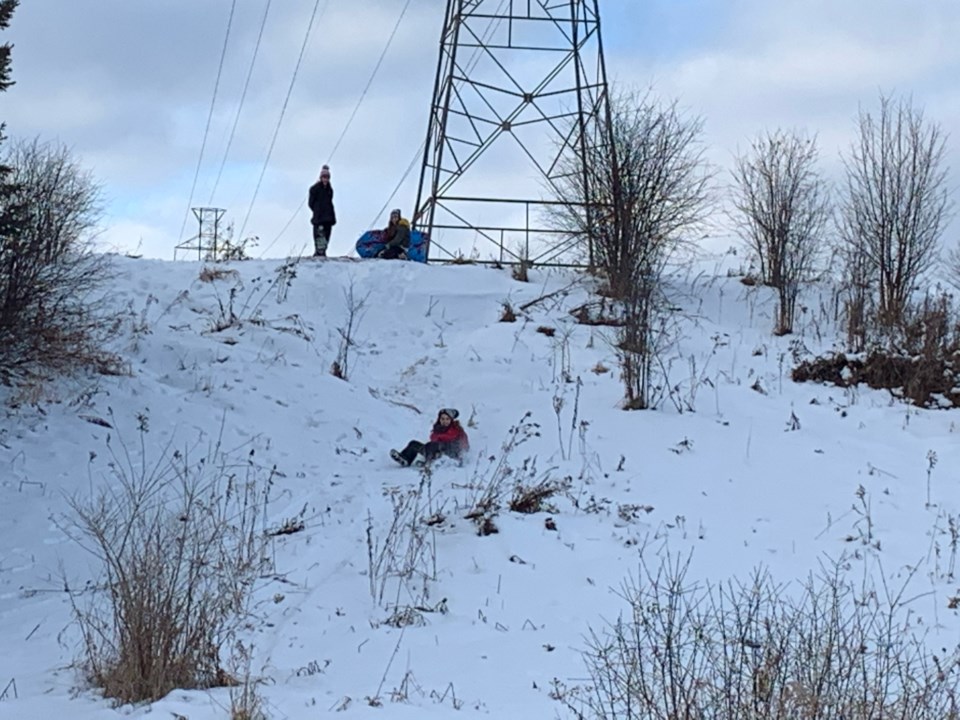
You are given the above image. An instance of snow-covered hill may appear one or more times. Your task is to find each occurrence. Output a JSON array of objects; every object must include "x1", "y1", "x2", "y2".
[{"x1": 2, "y1": 254, "x2": 959, "y2": 718}]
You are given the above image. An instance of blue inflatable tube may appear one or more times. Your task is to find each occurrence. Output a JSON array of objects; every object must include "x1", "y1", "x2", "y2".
[{"x1": 355, "y1": 229, "x2": 428, "y2": 262}]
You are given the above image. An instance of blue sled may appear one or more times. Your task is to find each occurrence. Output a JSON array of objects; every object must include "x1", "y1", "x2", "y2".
[{"x1": 355, "y1": 229, "x2": 429, "y2": 263}]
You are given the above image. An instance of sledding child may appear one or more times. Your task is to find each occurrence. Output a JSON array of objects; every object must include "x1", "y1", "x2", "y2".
[{"x1": 391, "y1": 408, "x2": 469, "y2": 466}]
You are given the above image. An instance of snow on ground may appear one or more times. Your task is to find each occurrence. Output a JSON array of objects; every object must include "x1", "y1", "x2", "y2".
[{"x1": 2, "y1": 252, "x2": 960, "y2": 718}]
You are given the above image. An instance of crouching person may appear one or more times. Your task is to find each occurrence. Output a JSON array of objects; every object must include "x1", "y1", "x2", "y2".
[
  {"x1": 377, "y1": 208, "x2": 411, "y2": 259},
  {"x1": 391, "y1": 408, "x2": 469, "y2": 466}
]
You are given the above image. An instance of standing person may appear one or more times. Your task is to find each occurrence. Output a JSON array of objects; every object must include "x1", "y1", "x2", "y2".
[
  {"x1": 390, "y1": 408, "x2": 469, "y2": 466},
  {"x1": 308, "y1": 164, "x2": 336, "y2": 257},
  {"x1": 377, "y1": 208, "x2": 410, "y2": 259}
]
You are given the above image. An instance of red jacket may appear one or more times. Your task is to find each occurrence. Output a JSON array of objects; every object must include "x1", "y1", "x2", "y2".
[{"x1": 430, "y1": 420, "x2": 469, "y2": 451}]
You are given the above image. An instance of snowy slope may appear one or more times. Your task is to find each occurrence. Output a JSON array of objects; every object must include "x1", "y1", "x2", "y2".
[{"x1": 2, "y1": 253, "x2": 960, "y2": 718}]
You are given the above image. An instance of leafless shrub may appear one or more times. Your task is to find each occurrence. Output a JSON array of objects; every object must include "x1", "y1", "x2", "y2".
[
  {"x1": 61, "y1": 414, "x2": 274, "y2": 704},
  {"x1": 617, "y1": 286, "x2": 689, "y2": 411},
  {"x1": 730, "y1": 129, "x2": 831, "y2": 334},
  {"x1": 366, "y1": 468, "x2": 443, "y2": 616},
  {"x1": 205, "y1": 258, "x2": 300, "y2": 334},
  {"x1": 794, "y1": 291, "x2": 960, "y2": 407},
  {"x1": 512, "y1": 259, "x2": 530, "y2": 283},
  {"x1": 570, "y1": 300, "x2": 624, "y2": 327},
  {"x1": 562, "y1": 552, "x2": 960, "y2": 719},
  {"x1": 228, "y1": 641, "x2": 267, "y2": 720},
  {"x1": 199, "y1": 265, "x2": 240, "y2": 283},
  {"x1": 332, "y1": 277, "x2": 370, "y2": 381},
  {"x1": 839, "y1": 93, "x2": 953, "y2": 331},
  {"x1": 207, "y1": 231, "x2": 258, "y2": 263},
  {"x1": 499, "y1": 300, "x2": 518, "y2": 322},
  {"x1": 447, "y1": 249, "x2": 478, "y2": 265},
  {"x1": 0, "y1": 138, "x2": 121, "y2": 382},
  {"x1": 509, "y1": 474, "x2": 570, "y2": 514},
  {"x1": 266, "y1": 505, "x2": 307, "y2": 537},
  {"x1": 460, "y1": 412, "x2": 541, "y2": 534},
  {"x1": 548, "y1": 88, "x2": 712, "y2": 408}
]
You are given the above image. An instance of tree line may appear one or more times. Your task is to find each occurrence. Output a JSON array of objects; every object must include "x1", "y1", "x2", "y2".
[{"x1": 550, "y1": 88, "x2": 954, "y2": 409}]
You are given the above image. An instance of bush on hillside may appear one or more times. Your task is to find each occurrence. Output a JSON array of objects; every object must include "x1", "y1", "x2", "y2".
[
  {"x1": 794, "y1": 293, "x2": 960, "y2": 408},
  {"x1": 558, "y1": 553, "x2": 960, "y2": 719},
  {"x1": 0, "y1": 138, "x2": 120, "y2": 385},
  {"x1": 62, "y1": 419, "x2": 275, "y2": 704}
]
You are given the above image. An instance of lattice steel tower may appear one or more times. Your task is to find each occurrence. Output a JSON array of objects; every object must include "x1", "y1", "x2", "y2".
[{"x1": 413, "y1": 0, "x2": 614, "y2": 266}]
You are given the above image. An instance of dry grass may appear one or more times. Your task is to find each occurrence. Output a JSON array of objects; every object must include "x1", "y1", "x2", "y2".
[
  {"x1": 559, "y1": 553, "x2": 960, "y2": 719},
  {"x1": 63, "y1": 420, "x2": 274, "y2": 704},
  {"x1": 509, "y1": 476, "x2": 567, "y2": 514}
]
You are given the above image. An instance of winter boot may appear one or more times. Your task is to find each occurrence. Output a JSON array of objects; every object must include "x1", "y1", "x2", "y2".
[
  {"x1": 313, "y1": 247, "x2": 326, "y2": 258},
  {"x1": 390, "y1": 449, "x2": 409, "y2": 467},
  {"x1": 413, "y1": 451, "x2": 427, "y2": 467}
]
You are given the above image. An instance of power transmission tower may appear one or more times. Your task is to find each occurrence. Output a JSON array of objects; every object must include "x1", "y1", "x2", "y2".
[
  {"x1": 174, "y1": 207, "x2": 226, "y2": 261},
  {"x1": 413, "y1": 0, "x2": 614, "y2": 267}
]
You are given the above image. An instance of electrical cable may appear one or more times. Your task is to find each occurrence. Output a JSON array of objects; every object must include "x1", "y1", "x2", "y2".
[
  {"x1": 262, "y1": 0, "x2": 506, "y2": 257},
  {"x1": 367, "y1": 138, "x2": 426, "y2": 228},
  {"x1": 238, "y1": 0, "x2": 329, "y2": 241},
  {"x1": 257, "y1": 0, "x2": 413, "y2": 257},
  {"x1": 207, "y1": 0, "x2": 273, "y2": 205},
  {"x1": 177, "y1": 0, "x2": 237, "y2": 242},
  {"x1": 368, "y1": 1, "x2": 508, "y2": 230},
  {"x1": 327, "y1": 0, "x2": 413, "y2": 162}
]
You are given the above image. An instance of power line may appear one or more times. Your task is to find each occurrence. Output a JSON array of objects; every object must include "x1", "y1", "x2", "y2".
[
  {"x1": 208, "y1": 0, "x2": 273, "y2": 205},
  {"x1": 327, "y1": 0, "x2": 413, "y2": 161},
  {"x1": 178, "y1": 0, "x2": 237, "y2": 242},
  {"x1": 258, "y1": 0, "x2": 414, "y2": 257},
  {"x1": 238, "y1": 0, "x2": 329, "y2": 241},
  {"x1": 369, "y1": 140, "x2": 426, "y2": 228},
  {"x1": 260, "y1": 0, "x2": 507, "y2": 258},
  {"x1": 368, "y1": 1, "x2": 507, "y2": 229},
  {"x1": 365, "y1": 5, "x2": 507, "y2": 233}
]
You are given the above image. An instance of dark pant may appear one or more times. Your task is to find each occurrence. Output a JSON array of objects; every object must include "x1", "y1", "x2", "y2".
[
  {"x1": 398, "y1": 439, "x2": 460, "y2": 464},
  {"x1": 378, "y1": 244, "x2": 407, "y2": 260},
  {"x1": 313, "y1": 223, "x2": 332, "y2": 253}
]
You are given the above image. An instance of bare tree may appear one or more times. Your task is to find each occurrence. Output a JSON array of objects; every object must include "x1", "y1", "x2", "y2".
[
  {"x1": 550, "y1": 89, "x2": 713, "y2": 408},
  {"x1": 839, "y1": 94, "x2": 953, "y2": 330},
  {"x1": 731, "y1": 129, "x2": 831, "y2": 334},
  {"x1": 552, "y1": 89, "x2": 712, "y2": 298},
  {"x1": 0, "y1": 137, "x2": 114, "y2": 378}
]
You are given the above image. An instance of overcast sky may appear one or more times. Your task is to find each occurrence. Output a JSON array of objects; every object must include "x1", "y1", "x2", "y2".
[{"x1": 4, "y1": 0, "x2": 960, "y2": 260}]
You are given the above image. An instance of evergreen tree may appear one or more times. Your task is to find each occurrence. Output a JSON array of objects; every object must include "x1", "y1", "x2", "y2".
[{"x1": 1, "y1": 0, "x2": 20, "y2": 240}]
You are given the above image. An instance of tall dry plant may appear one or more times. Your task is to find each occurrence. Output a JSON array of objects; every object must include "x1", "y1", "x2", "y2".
[
  {"x1": 62, "y1": 416, "x2": 275, "y2": 704},
  {"x1": 561, "y1": 553, "x2": 960, "y2": 719}
]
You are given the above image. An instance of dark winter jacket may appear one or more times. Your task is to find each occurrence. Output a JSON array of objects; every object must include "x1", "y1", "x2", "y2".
[
  {"x1": 308, "y1": 181, "x2": 336, "y2": 226},
  {"x1": 382, "y1": 217, "x2": 411, "y2": 248},
  {"x1": 430, "y1": 417, "x2": 469, "y2": 452}
]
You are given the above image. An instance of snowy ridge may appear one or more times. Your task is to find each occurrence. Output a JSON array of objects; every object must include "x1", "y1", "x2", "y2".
[{"x1": 1, "y1": 254, "x2": 959, "y2": 718}]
